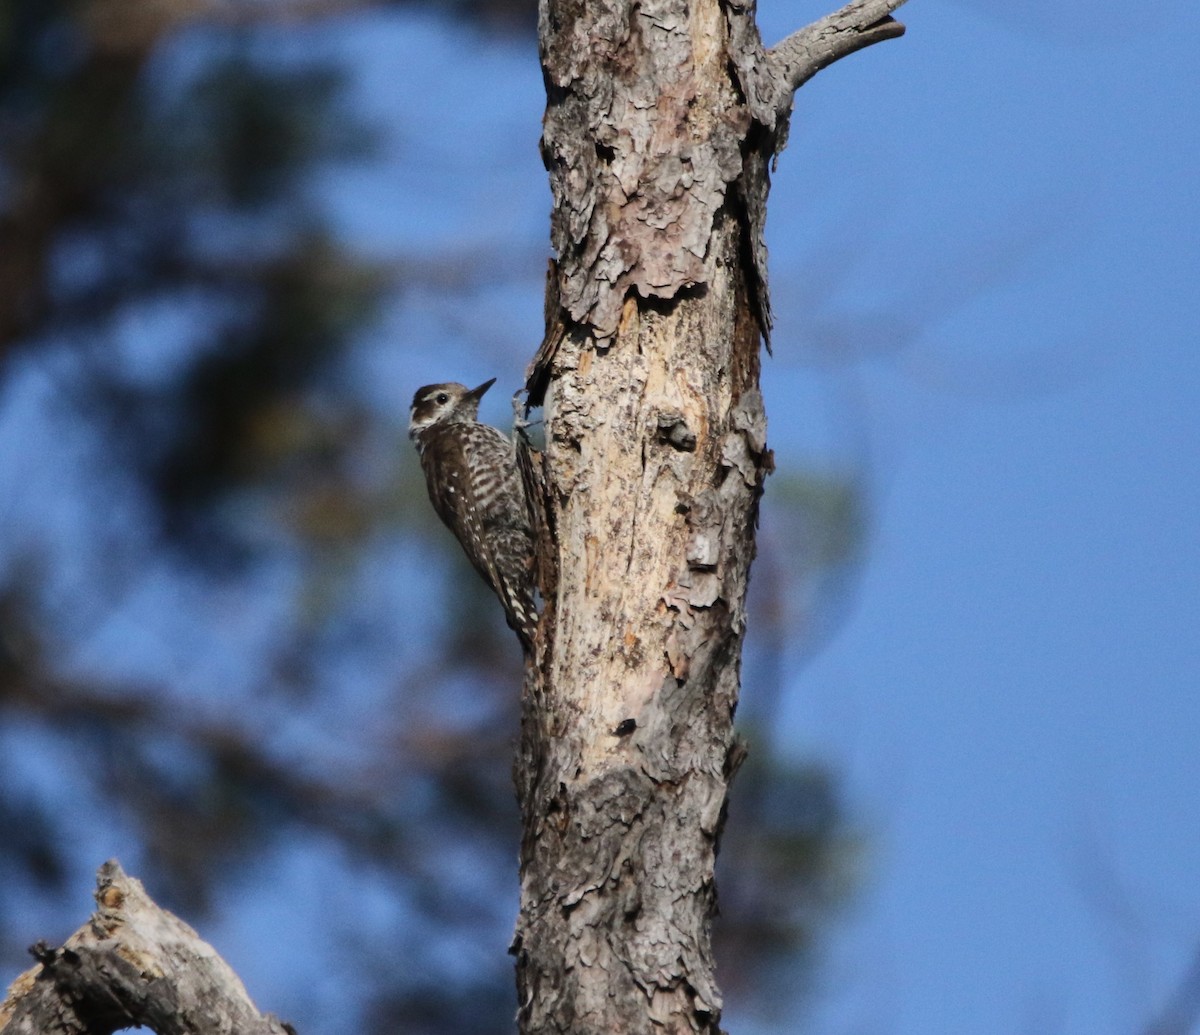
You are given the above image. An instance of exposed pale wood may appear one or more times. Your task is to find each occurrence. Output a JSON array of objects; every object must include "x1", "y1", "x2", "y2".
[
  {"x1": 0, "y1": 0, "x2": 910, "y2": 1030},
  {"x1": 0, "y1": 861, "x2": 293, "y2": 1035},
  {"x1": 515, "y1": 0, "x2": 907, "y2": 1032},
  {"x1": 768, "y1": 0, "x2": 908, "y2": 95}
]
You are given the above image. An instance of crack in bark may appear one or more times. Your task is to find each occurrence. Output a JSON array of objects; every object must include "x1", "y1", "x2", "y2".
[
  {"x1": 516, "y1": 1, "x2": 905, "y2": 1031},
  {"x1": 0, "y1": 862, "x2": 293, "y2": 1035}
]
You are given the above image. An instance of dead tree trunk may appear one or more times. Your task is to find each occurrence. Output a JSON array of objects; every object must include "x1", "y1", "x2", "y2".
[
  {"x1": 0, "y1": 862, "x2": 292, "y2": 1035},
  {"x1": 511, "y1": 1, "x2": 908, "y2": 1033}
]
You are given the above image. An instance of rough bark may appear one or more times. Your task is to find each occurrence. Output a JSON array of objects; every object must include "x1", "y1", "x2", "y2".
[
  {"x1": 513, "y1": 1, "x2": 906, "y2": 1033},
  {"x1": 0, "y1": 861, "x2": 293, "y2": 1035},
  {"x1": 0, "y1": 2, "x2": 906, "y2": 1030}
]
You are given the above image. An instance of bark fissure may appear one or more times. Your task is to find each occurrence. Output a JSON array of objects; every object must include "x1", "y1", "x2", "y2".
[
  {"x1": 0, "y1": 1, "x2": 912, "y2": 1032},
  {"x1": 518, "y1": 0, "x2": 905, "y2": 1031},
  {"x1": 0, "y1": 862, "x2": 293, "y2": 1035}
]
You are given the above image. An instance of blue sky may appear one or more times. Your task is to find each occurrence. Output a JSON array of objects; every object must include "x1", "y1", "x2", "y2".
[
  {"x1": 754, "y1": 2, "x2": 1200, "y2": 1032},
  {"x1": 6, "y1": 1, "x2": 1194, "y2": 1031},
  {"x1": 315, "y1": 2, "x2": 1200, "y2": 1030}
]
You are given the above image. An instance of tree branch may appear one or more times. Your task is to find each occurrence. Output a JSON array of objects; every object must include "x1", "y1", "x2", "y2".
[
  {"x1": 768, "y1": 0, "x2": 909, "y2": 97},
  {"x1": 0, "y1": 861, "x2": 293, "y2": 1035}
]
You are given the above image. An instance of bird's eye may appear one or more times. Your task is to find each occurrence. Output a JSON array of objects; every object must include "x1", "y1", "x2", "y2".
[{"x1": 435, "y1": 393, "x2": 449, "y2": 405}]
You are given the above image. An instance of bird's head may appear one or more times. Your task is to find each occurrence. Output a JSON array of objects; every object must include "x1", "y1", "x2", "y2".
[{"x1": 408, "y1": 379, "x2": 496, "y2": 440}]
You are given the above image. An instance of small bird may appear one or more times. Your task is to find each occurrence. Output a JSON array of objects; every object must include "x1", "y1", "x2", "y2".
[{"x1": 409, "y1": 379, "x2": 537, "y2": 651}]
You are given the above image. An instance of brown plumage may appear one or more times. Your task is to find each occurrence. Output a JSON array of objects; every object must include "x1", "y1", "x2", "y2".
[{"x1": 409, "y1": 379, "x2": 537, "y2": 651}]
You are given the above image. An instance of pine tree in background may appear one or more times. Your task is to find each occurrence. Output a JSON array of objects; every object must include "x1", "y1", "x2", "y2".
[{"x1": 0, "y1": 2, "x2": 867, "y2": 1031}]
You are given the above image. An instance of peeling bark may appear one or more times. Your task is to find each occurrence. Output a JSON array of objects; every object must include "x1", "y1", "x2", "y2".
[
  {"x1": 515, "y1": 1, "x2": 907, "y2": 1033},
  {"x1": 0, "y1": 861, "x2": 293, "y2": 1035},
  {"x1": 0, "y1": 2, "x2": 908, "y2": 1031}
]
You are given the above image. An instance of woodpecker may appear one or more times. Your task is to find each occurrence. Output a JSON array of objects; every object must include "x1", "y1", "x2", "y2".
[{"x1": 409, "y1": 379, "x2": 537, "y2": 651}]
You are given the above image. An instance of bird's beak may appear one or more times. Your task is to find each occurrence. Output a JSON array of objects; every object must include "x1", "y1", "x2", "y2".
[{"x1": 467, "y1": 378, "x2": 497, "y2": 401}]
